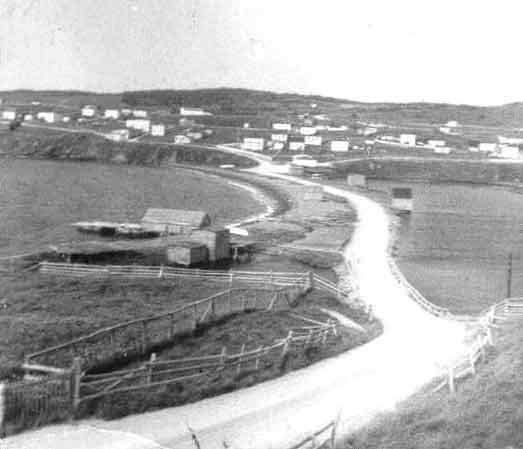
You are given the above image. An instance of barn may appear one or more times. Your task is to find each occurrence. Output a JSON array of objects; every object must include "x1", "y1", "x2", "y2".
[
  {"x1": 142, "y1": 209, "x2": 211, "y2": 235},
  {"x1": 191, "y1": 227, "x2": 231, "y2": 262}
]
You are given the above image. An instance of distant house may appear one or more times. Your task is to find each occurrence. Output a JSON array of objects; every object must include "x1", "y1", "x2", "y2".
[
  {"x1": 179, "y1": 107, "x2": 212, "y2": 116},
  {"x1": 81, "y1": 105, "x2": 97, "y2": 117},
  {"x1": 166, "y1": 241, "x2": 208, "y2": 266},
  {"x1": 495, "y1": 146, "x2": 520, "y2": 159},
  {"x1": 242, "y1": 137, "x2": 265, "y2": 151},
  {"x1": 271, "y1": 133, "x2": 288, "y2": 142},
  {"x1": 132, "y1": 110, "x2": 148, "y2": 118},
  {"x1": 330, "y1": 140, "x2": 350, "y2": 152},
  {"x1": 399, "y1": 134, "x2": 416, "y2": 146},
  {"x1": 126, "y1": 119, "x2": 150, "y2": 133},
  {"x1": 37, "y1": 111, "x2": 62, "y2": 123},
  {"x1": 304, "y1": 135, "x2": 322, "y2": 146},
  {"x1": 427, "y1": 139, "x2": 446, "y2": 148},
  {"x1": 273, "y1": 142, "x2": 285, "y2": 151},
  {"x1": 289, "y1": 140, "x2": 306, "y2": 152},
  {"x1": 272, "y1": 123, "x2": 292, "y2": 131},
  {"x1": 104, "y1": 109, "x2": 120, "y2": 119},
  {"x1": 299, "y1": 126, "x2": 317, "y2": 136},
  {"x1": 347, "y1": 173, "x2": 366, "y2": 187},
  {"x1": 187, "y1": 131, "x2": 203, "y2": 141},
  {"x1": 142, "y1": 208, "x2": 211, "y2": 235},
  {"x1": 23, "y1": 114, "x2": 34, "y2": 121},
  {"x1": 479, "y1": 142, "x2": 497, "y2": 153},
  {"x1": 108, "y1": 129, "x2": 130, "y2": 142},
  {"x1": 1, "y1": 110, "x2": 16, "y2": 121},
  {"x1": 498, "y1": 135, "x2": 523, "y2": 145},
  {"x1": 151, "y1": 124, "x2": 166, "y2": 137},
  {"x1": 174, "y1": 135, "x2": 191, "y2": 144},
  {"x1": 191, "y1": 227, "x2": 231, "y2": 262},
  {"x1": 445, "y1": 120, "x2": 459, "y2": 128},
  {"x1": 313, "y1": 114, "x2": 330, "y2": 121}
]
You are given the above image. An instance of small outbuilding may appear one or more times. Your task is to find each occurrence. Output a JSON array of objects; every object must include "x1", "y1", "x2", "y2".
[
  {"x1": 347, "y1": 173, "x2": 366, "y2": 187},
  {"x1": 191, "y1": 227, "x2": 231, "y2": 262},
  {"x1": 166, "y1": 241, "x2": 208, "y2": 266},
  {"x1": 142, "y1": 208, "x2": 211, "y2": 235}
]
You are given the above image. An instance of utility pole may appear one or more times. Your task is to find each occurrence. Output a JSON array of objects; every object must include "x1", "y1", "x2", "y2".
[{"x1": 506, "y1": 252, "x2": 513, "y2": 299}]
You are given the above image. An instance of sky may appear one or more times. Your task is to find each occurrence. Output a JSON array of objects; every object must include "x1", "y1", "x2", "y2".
[{"x1": 1, "y1": 0, "x2": 523, "y2": 105}]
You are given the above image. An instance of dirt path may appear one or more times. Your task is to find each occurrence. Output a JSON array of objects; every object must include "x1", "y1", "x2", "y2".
[{"x1": 5, "y1": 157, "x2": 470, "y2": 449}]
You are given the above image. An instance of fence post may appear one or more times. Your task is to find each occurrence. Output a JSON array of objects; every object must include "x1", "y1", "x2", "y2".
[
  {"x1": 281, "y1": 330, "x2": 292, "y2": 359},
  {"x1": 169, "y1": 313, "x2": 176, "y2": 340},
  {"x1": 237, "y1": 344, "x2": 246, "y2": 376},
  {"x1": 255, "y1": 346, "x2": 262, "y2": 370},
  {"x1": 141, "y1": 320, "x2": 148, "y2": 355},
  {"x1": 329, "y1": 319, "x2": 338, "y2": 337},
  {"x1": 307, "y1": 271, "x2": 314, "y2": 291},
  {"x1": 146, "y1": 353, "x2": 156, "y2": 384},
  {"x1": 306, "y1": 329, "x2": 313, "y2": 347},
  {"x1": 211, "y1": 298, "x2": 215, "y2": 318},
  {"x1": 158, "y1": 265, "x2": 164, "y2": 279},
  {"x1": 322, "y1": 327, "x2": 328, "y2": 346},
  {"x1": 447, "y1": 365, "x2": 455, "y2": 395},
  {"x1": 71, "y1": 357, "x2": 82, "y2": 418},
  {"x1": 330, "y1": 413, "x2": 342, "y2": 449},
  {"x1": 220, "y1": 346, "x2": 227, "y2": 369}
]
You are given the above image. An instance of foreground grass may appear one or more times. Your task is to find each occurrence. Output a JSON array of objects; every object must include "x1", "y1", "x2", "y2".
[{"x1": 344, "y1": 320, "x2": 523, "y2": 449}]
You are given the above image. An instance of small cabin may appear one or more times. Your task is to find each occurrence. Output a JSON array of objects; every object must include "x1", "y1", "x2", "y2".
[
  {"x1": 142, "y1": 209, "x2": 211, "y2": 235},
  {"x1": 190, "y1": 227, "x2": 231, "y2": 262},
  {"x1": 391, "y1": 187, "x2": 413, "y2": 213},
  {"x1": 166, "y1": 241, "x2": 208, "y2": 266}
]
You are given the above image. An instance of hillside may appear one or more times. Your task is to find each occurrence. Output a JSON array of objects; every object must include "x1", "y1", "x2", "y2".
[{"x1": 344, "y1": 320, "x2": 523, "y2": 449}]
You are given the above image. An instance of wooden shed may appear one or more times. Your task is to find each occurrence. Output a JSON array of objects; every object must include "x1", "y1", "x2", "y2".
[
  {"x1": 191, "y1": 227, "x2": 231, "y2": 262},
  {"x1": 142, "y1": 208, "x2": 211, "y2": 235},
  {"x1": 166, "y1": 241, "x2": 208, "y2": 266},
  {"x1": 347, "y1": 173, "x2": 366, "y2": 187}
]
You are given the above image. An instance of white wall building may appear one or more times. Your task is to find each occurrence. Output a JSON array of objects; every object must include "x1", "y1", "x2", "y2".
[
  {"x1": 23, "y1": 114, "x2": 34, "y2": 121},
  {"x1": 399, "y1": 134, "x2": 416, "y2": 146},
  {"x1": 1, "y1": 110, "x2": 16, "y2": 120},
  {"x1": 187, "y1": 131, "x2": 203, "y2": 140},
  {"x1": 304, "y1": 135, "x2": 322, "y2": 146},
  {"x1": 498, "y1": 135, "x2": 523, "y2": 145},
  {"x1": 241, "y1": 137, "x2": 265, "y2": 151},
  {"x1": 299, "y1": 126, "x2": 317, "y2": 136},
  {"x1": 495, "y1": 146, "x2": 520, "y2": 159},
  {"x1": 479, "y1": 142, "x2": 497, "y2": 153},
  {"x1": 179, "y1": 107, "x2": 211, "y2": 116},
  {"x1": 330, "y1": 140, "x2": 350, "y2": 152},
  {"x1": 434, "y1": 147, "x2": 451, "y2": 154},
  {"x1": 272, "y1": 123, "x2": 292, "y2": 131},
  {"x1": 151, "y1": 124, "x2": 166, "y2": 137},
  {"x1": 271, "y1": 133, "x2": 288, "y2": 142},
  {"x1": 81, "y1": 105, "x2": 97, "y2": 117},
  {"x1": 289, "y1": 141, "x2": 306, "y2": 151},
  {"x1": 132, "y1": 110, "x2": 148, "y2": 118},
  {"x1": 427, "y1": 139, "x2": 446, "y2": 148},
  {"x1": 37, "y1": 112, "x2": 62, "y2": 123},
  {"x1": 126, "y1": 119, "x2": 151, "y2": 133},
  {"x1": 273, "y1": 142, "x2": 285, "y2": 151},
  {"x1": 104, "y1": 109, "x2": 120, "y2": 119},
  {"x1": 108, "y1": 129, "x2": 130, "y2": 142},
  {"x1": 174, "y1": 135, "x2": 191, "y2": 144}
]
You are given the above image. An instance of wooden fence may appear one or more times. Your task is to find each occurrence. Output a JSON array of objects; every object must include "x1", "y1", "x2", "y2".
[
  {"x1": 434, "y1": 297, "x2": 523, "y2": 394},
  {"x1": 287, "y1": 419, "x2": 339, "y2": 449},
  {"x1": 38, "y1": 262, "x2": 311, "y2": 288},
  {"x1": 24, "y1": 285, "x2": 303, "y2": 371}
]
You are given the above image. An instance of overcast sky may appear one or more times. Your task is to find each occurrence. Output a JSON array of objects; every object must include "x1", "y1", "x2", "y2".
[{"x1": 1, "y1": 0, "x2": 522, "y2": 105}]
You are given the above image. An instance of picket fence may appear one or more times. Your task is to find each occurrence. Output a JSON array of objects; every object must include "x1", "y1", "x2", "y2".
[{"x1": 434, "y1": 297, "x2": 523, "y2": 394}]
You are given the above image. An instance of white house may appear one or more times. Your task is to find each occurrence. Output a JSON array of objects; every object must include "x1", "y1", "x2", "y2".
[
  {"x1": 330, "y1": 140, "x2": 350, "y2": 152},
  {"x1": 272, "y1": 123, "x2": 292, "y2": 131},
  {"x1": 1, "y1": 110, "x2": 16, "y2": 120},
  {"x1": 126, "y1": 119, "x2": 151, "y2": 133},
  {"x1": 62, "y1": 116, "x2": 71, "y2": 123},
  {"x1": 174, "y1": 135, "x2": 191, "y2": 144},
  {"x1": 187, "y1": 131, "x2": 203, "y2": 141},
  {"x1": 495, "y1": 146, "x2": 520, "y2": 159},
  {"x1": 289, "y1": 141, "x2": 306, "y2": 151},
  {"x1": 104, "y1": 109, "x2": 120, "y2": 119},
  {"x1": 299, "y1": 126, "x2": 317, "y2": 136},
  {"x1": 23, "y1": 114, "x2": 34, "y2": 121},
  {"x1": 151, "y1": 124, "x2": 166, "y2": 137},
  {"x1": 399, "y1": 134, "x2": 416, "y2": 146},
  {"x1": 271, "y1": 133, "x2": 288, "y2": 142},
  {"x1": 179, "y1": 107, "x2": 211, "y2": 116},
  {"x1": 108, "y1": 129, "x2": 130, "y2": 142},
  {"x1": 498, "y1": 136, "x2": 523, "y2": 145},
  {"x1": 434, "y1": 147, "x2": 451, "y2": 154},
  {"x1": 273, "y1": 142, "x2": 285, "y2": 151},
  {"x1": 304, "y1": 135, "x2": 322, "y2": 146},
  {"x1": 81, "y1": 105, "x2": 97, "y2": 117},
  {"x1": 132, "y1": 110, "x2": 148, "y2": 118},
  {"x1": 479, "y1": 143, "x2": 497, "y2": 153},
  {"x1": 37, "y1": 112, "x2": 62, "y2": 123},
  {"x1": 439, "y1": 126, "x2": 460, "y2": 136},
  {"x1": 327, "y1": 125, "x2": 348, "y2": 131},
  {"x1": 445, "y1": 120, "x2": 459, "y2": 128},
  {"x1": 242, "y1": 137, "x2": 265, "y2": 151}
]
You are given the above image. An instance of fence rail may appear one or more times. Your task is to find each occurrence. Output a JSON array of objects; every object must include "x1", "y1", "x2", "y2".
[{"x1": 38, "y1": 262, "x2": 311, "y2": 287}]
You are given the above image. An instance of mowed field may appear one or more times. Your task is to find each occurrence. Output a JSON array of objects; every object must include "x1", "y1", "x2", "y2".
[{"x1": 0, "y1": 158, "x2": 264, "y2": 257}]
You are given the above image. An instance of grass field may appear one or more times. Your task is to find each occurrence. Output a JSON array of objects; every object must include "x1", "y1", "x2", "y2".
[{"x1": 344, "y1": 320, "x2": 523, "y2": 449}]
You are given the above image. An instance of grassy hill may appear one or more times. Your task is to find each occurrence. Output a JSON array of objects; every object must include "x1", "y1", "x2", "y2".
[{"x1": 344, "y1": 320, "x2": 523, "y2": 449}]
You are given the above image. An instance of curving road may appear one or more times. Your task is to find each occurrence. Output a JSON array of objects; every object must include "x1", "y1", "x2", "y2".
[{"x1": 4, "y1": 148, "x2": 469, "y2": 449}]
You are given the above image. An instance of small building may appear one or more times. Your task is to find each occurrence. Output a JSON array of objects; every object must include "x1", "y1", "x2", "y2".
[
  {"x1": 121, "y1": 108, "x2": 133, "y2": 117},
  {"x1": 1, "y1": 110, "x2": 16, "y2": 121},
  {"x1": 174, "y1": 135, "x2": 191, "y2": 144},
  {"x1": 496, "y1": 146, "x2": 520, "y2": 159},
  {"x1": 23, "y1": 114, "x2": 34, "y2": 121},
  {"x1": 151, "y1": 124, "x2": 166, "y2": 137},
  {"x1": 142, "y1": 208, "x2": 211, "y2": 235},
  {"x1": 273, "y1": 142, "x2": 285, "y2": 151},
  {"x1": 391, "y1": 188, "x2": 413, "y2": 213},
  {"x1": 299, "y1": 126, "x2": 317, "y2": 136},
  {"x1": 187, "y1": 131, "x2": 203, "y2": 140},
  {"x1": 427, "y1": 139, "x2": 445, "y2": 148},
  {"x1": 299, "y1": 185, "x2": 324, "y2": 201},
  {"x1": 166, "y1": 241, "x2": 208, "y2": 266},
  {"x1": 191, "y1": 227, "x2": 231, "y2": 262},
  {"x1": 179, "y1": 118, "x2": 196, "y2": 127},
  {"x1": 304, "y1": 135, "x2": 322, "y2": 146},
  {"x1": 289, "y1": 140, "x2": 306, "y2": 152},
  {"x1": 445, "y1": 120, "x2": 459, "y2": 128},
  {"x1": 434, "y1": 147, "x2": 451, "y2": 155},
  {"x1": 242, "y1": 137, "x2": 265, "y2": 151},
  {"x1": 271, "y1": 133, "x2": 288, "y2": 142},
  {"x1": 37, "y1": 111, "x2": 62, "y2": 123},
  {"x1": 126, "y1": 119, "x2": 150, "y2": 133},
  {"x1": 81, "y1": 105, "x2": 97, "y2": 117},
  {"x1": 347, "y1": 173, "x2": 366, "y2": 187},
  {"x1": 180, "y1": 107, "x2": 212, "y2": 116},
  {"x1": 399, "y1": 134, "x2": 416, "y2": 146},
  {"x1": 479, "y1": 142, "x2": 497, "y2": 153},
  {"x1": 108, "y1": 129, "x2": 130, "y2": 142},
  {"x1": 104, "y1": 109, "x2": 120, "y2": 119},
  {"x1": 272, "y1": 123, "x2": 292, "y2": 131},
  {"x1": 313, "y1": 114, "x2": 330, "y2": 121},
  {"x1": 62, "y1": 116, "x2": 71, "y2": 123},
  {"x1": 498, "y1": 135, "x2": 523, "y2": 145},
  {"x1": 132, "y1": 110, "x2": 148, "y2": 118},
  {"x1": 326, "y1": 125, "x2": 348, "y2": 131},
  {"x1": 330, "y1": 140, "x2": 350, "y2": 152}
]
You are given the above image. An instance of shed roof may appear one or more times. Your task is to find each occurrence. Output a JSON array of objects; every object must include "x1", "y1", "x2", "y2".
[{"x1": 142, "y1": 208, "x2": 211, "y2": 228}]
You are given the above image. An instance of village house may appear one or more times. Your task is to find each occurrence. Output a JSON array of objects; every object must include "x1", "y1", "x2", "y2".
[
  {"x1": 399, "y1": 134, "x2": 416, "y2": 146},
  {"x1": 37, "y1": 111, "x2": 63, "y2": 123},
  {"x1": 108, "y1": 129, "x2": 130, "y2": 142},
  {"x1": 104, "y1": 109, "x2": 120, "y2": 119},
  {"x1": 132, "y1": 110, "x2": 148, "y2": 118},
  {"x1": 151, "y1": 124, "x2": 166, "y2": 137},
  {"x1": 174, "y1": 135, "x2": 191, "y2": 144},
  {"x1": 242, "y1": 137, "x2": 265, "y2": 151},
  {"x1": 299, "y1": 126, "x2": 317, "y2": 136},
  {"x1": 271, "y1": 133, "x2": 288, "y2": 142},
  {"x1": 187, "y1": 131, "x2": 203, "y2": 141},
  {"x1": 330, "y1": 140, "x2": 350, "y2": 152},
  {"x1": 81, "y1": 105, "x2": 97, "y2": 117},
  {"x1": 126, "y1": 119, "x2": 150, "y2": 133},
  {"x1": 289, "y1": 140, "x2": 306, "y2": 151},
  {"x1": 179, "y1": 107, "x2": 212, "y2": 116},
  {"x1": 272, "y1": 123, "x2": 292, "y2": 131},
  {"x1": 1, "y1": 110, "x2": 16, "y2": 121}
]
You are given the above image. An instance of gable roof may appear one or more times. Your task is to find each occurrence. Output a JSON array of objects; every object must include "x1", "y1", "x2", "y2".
[{"x1": 142, "y1": 208, "x2": 211, "y2": 228}]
